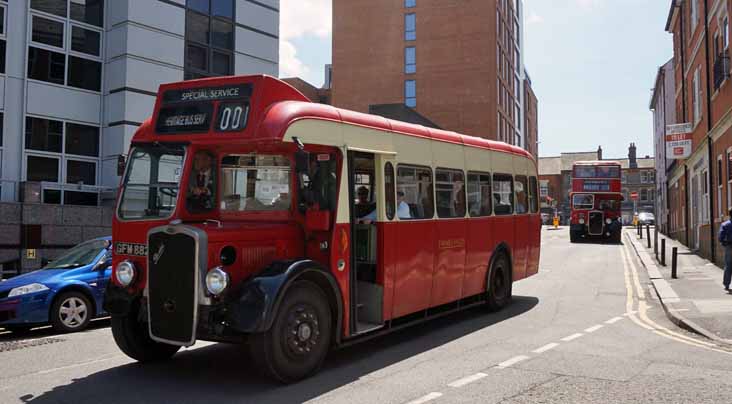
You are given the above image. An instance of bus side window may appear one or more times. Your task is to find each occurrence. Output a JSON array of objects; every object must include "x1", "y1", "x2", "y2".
[
  {"x1": 492, "y1": 174, "x2": 514, "y2": 215},
  {"x1": 435, "y1": 168, "x2": 466, "y2": 218},
  {"x1": 529, "y1": 176, "x2": 539, "y2": 213},
  {"x1": 515, "y1": 175, "x2": 528, "y2": 214},
  {"x1": 309, "y1": 154, "x2": 338, "y2": 211},
  {"x1": 467, "y1": 172, "x2": 492, "y2": 217},
  {"x1": 397, "y1": 165, "x2": 434, "y2": 220}
]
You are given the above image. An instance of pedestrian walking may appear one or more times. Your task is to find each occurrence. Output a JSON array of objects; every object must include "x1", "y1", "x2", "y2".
[{"x1": 718, "y1": 209, "x2": 732, "y2": 293}]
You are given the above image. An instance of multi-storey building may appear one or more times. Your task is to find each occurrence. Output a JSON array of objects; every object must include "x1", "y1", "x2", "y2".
[
  {"x1": 649, "y1": 58, "x2": 676, "y2": 233},
  {"x1": 0, "y1": 0, "x2": 279, "y2": 205},
  {"x1": 0, "y1": 0, "x2": 279, "y2": 275},
  {"x1": 665, "y1": 0, "x2": 732, "y2": 262},
  {"x1": 331, "y1": 0, "x2": 535, "y2": 152},
  {"x1": 617, "y1": 144, "x2": 656, "y2": 225}
]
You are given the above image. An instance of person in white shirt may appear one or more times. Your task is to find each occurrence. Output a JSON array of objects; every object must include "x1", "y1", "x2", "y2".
[{"x1": 397, "y1": 191, "x2": 411, "y2": 219}]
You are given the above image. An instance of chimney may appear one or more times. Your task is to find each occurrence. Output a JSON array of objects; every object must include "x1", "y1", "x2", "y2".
[
  {"x1": 597, "y1": 146, "x2": 603, "y2": 161},
  {"x1": 629, "y1": 143, "x2": 638, "y2": 169}
]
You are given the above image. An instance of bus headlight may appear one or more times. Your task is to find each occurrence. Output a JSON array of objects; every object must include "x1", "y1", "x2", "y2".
[
  {"x1": 205, "y1": 267, "x2": 229, "y2": 296},
  {"x1": 115, "y1": 261, "x2": 136, "y2": 287},
  {"x1": 606, "y1": 218, "x2": 612, "y2": 225},
  {"x1": 579, "y1": 218, "x2": 585, "y2": 225}
]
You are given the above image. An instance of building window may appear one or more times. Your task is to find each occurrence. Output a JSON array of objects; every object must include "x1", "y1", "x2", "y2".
[
  {"x1": 405, "y1": 46, "x2": 416, "y2": 74},
  {"x1": 405, "y1": 0, "x2": 416, "y2": 8},
  {"x1": 405, "y1": 80, "x2": 416, "y2": 107},
  {"x1": 0, "y1": 3, "x2": 5, "y2": 75},
  {"x1": 25, "y1": 116, "x2": 100, "y2": 205},
  {"x1": 724, "y1": 16, "x2": 730, "y2": 50},
  {"x1": 405, "y1": 13, "x2": 416, "y2": 41},
  {"x1": 0, "y1": 112, "x2": 3, "y2": 147},
  {"x1": 641, "y1": 189, "x2": 648, "y2": 202},
  {"x1": 693, "y1": 67, "x2": 702, "y2": 124},
  {"x1": 27, "y1": 1, "x2": 104, "y2": 92},
  {"x1": 184, "y1": 0, "x2": 235, "y2": 79},
  {"x1": 691, "y1": 0, "x2": 698, "y2": 32},
  {"x1": 719, "y1": 155, "x2": 724, "y2": 218}
]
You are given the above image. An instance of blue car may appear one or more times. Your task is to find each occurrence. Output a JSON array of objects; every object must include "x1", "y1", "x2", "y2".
[{"x1": 0, "y1": 237, "x2": 112, "y2": 333}]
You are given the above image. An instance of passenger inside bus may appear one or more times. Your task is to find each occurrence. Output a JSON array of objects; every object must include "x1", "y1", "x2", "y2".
[
  {"x1": 187, "y1": 151, "x2": 215, "y2": 212},
  {"x1": 397, "y1": 191, "x2": 411, "y2": 219},
  {"x1": 356, "y1": 186, "x2": 376, "y2": 223}
]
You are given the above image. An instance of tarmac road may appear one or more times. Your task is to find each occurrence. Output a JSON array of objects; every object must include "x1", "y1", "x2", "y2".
[{"x1": 2, "y1": 227, "x2": 732, "y2": 403}]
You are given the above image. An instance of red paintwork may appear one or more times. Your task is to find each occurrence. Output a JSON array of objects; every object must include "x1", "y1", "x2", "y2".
[
  {"x1": 113, "y1": 75, "x2": 540, "y2": 342},
  {"x1": 570, "y1": 161, "x2": 623, "y2": 229}
]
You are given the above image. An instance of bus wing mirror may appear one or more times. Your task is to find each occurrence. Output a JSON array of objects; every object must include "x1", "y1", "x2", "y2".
[{"x1": 305, "y1": 209, "x2": 331, "y2": 232}]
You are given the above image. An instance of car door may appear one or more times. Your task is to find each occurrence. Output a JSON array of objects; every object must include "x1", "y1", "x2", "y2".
[{"x1": 90, "y1": 250, "x2": 112, "y2": 313}]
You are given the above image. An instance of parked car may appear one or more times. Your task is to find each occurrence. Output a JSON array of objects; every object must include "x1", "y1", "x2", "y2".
[
  {"x1": 0, "y1": 237, "x2": 112, "y2": 334},
  {"x1": 638, "y1": 212, "x2": 655, "y2": 225}
]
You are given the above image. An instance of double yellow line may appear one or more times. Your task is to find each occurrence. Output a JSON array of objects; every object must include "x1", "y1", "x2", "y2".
[{"x1": 619, "y1": 234, "x2": 732, "y2": 354}]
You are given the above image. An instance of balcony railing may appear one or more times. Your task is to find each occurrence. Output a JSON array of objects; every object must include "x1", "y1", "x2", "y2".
[{"x1": 714, "y1": 52, "x2": 730, "y2": 90}]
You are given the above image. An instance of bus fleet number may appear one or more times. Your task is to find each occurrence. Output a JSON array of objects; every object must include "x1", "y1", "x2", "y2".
[{"x1": 216, "y1": 103, "x2": 249, "y2": 132}]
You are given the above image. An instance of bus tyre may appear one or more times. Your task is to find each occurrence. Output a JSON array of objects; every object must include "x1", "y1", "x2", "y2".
[
  {"x1": 250, "y1": 281, "x2": 332, "y2": 383},
  {"x1": 111, "y1": 304, "x2": 180, "y2": 362},
  {"x1": 486, "y1": 253, "x2": 512, "y2": 312},
  {"x1": 569, "y1": 231, "x2": 578, "y2": 243},
  {"x1": 611, "y1": 230, "x2": 622, "y2": 244}
]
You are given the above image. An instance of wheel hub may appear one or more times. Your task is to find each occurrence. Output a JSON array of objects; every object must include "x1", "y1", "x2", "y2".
[{"x1": 286, "y1": 306, "x2": 320, "y2": 356}]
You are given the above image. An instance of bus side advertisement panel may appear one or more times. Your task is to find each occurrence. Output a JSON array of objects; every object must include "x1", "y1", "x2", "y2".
[
  {"x1": 392, "y1": 221, "x2": 435, "y2": 318},
  {"x1": 430, "y1": 219, "x2": 467, "y2": 307},
  {"x1": 463, "y1": 217, "x2": 495, "y2": 297}
]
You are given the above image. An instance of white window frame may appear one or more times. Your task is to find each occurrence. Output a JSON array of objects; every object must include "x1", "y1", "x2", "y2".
[
  {"x1": 27, "y1": 1, "x2": 104, "y2": 94},
  {"x1": 0, "y1": 2, "x2": 7, "y2": 38},
  {"x1": 724, "y1": 16, "x2": 729, "y2": 50},
  {"x1": 691, "y1": 0, "x2": 698, "y2": 32},
  {"x1": 695, "y1": 68, "x2": 701, "y2": 123},
  {"x1": 719, "y1": 155, "x2": 725, "y2": 219},
  {"x1": 23, "y1": 114, "x2": 101, "y2": 205}
]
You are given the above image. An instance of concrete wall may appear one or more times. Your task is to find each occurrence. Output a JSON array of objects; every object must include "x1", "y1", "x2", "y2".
[{"x1": 0, "y1": 202, "x2": 112, "y2": 276}]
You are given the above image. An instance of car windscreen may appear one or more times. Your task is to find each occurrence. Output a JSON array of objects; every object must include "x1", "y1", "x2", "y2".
[{"x1": 43, "y1": 239, "x2": 108, "y2": 270}]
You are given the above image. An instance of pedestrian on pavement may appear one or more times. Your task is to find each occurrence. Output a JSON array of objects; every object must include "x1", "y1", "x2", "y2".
[{"x1": 718, "y1": 208, "x2": 732, "y2": 292}]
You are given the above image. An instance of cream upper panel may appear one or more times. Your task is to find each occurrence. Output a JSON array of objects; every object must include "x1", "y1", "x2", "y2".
[
  {"x1": 392, "y1": 132, "x2": 433, "y2": 167},
  {"x1": 464, "y1": 147, "x2": 493, "y2": 173},
  {"x1": 431, "y1": 141, "x2": 465, "y2": 171},
  {"x1": 491, "y1": 151, "x2": 514, "y2": 175},
  {"x1": 284, "y1": 119, "x2": 344, "y2": 147}
]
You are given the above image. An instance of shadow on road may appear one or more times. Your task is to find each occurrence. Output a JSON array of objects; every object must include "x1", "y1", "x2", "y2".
[{"x1": 20, "y1": 296, "x2": 539, "y2": 404}]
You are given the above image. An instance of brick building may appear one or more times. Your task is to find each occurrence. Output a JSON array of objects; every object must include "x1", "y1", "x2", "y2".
[
  {"x1": 649, "y1": 58, "x2": 676, "y2": 234},
  {"x1": 331, "y1": 0, "x2": 537, "y2": 154},
  {"x1": 664, "y1": 0, "x2": 732, "y2": 263}
]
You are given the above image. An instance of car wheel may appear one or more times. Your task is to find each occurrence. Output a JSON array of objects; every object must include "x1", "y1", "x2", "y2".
[
  {"x1": 111, "y1": 300, "x2": 180, "y2": 362},
  {"x1": 250, "y1": 280, "x2": 333, "y2": 383},
  {"x1": 51, "y1": 292, "x2": 93, "y2": 333},
  {"x1": 486, "y1": 253, "x2": 512, "y2": 312}
]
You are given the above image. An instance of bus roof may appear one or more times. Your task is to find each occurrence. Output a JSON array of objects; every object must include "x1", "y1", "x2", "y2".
[
  {"x1": 133, "y1": 75, "x2": 534, "y2": 161},
  {"x1": 573, "y1": 160, "x2": 621, "y2": 166}
]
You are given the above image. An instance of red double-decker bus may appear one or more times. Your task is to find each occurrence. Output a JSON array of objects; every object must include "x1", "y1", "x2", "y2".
[
  {"x1": 569, "y1": 161, "x2": 623, "y2": 243},
  {"x1": 104, "y1": 75, "x2": 541, "y2": 382}
]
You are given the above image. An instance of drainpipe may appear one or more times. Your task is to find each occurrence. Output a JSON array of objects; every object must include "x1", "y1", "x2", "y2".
[{"x1": 703, "y1": 0, "x2": 716, "y2": 262}]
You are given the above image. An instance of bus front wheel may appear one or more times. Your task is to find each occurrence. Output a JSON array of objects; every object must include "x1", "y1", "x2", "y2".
[
  {"x1": 111, "y1": 302, "x2": 180, "y2": 362},
  {"x1": 486, "y1": 253, "x2": 512, "y2": 312},
  {"x1": 250, "y1": 280, "x2": 332, "y2": 383}
]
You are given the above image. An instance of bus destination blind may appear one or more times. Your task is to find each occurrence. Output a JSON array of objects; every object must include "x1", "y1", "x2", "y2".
[{"x1": 155, "y1": 84, "x2": 253, "y2": 134}]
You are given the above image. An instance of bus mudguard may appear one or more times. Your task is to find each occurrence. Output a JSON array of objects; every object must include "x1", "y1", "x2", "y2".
[
  {"x1": 225, "y1": 259, "x2": 344, "y2": 342},
  {"x1": 103, "y1": 284, "x2": 139, "y2": 317}
]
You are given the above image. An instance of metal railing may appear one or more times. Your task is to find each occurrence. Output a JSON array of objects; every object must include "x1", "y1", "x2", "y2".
[{"x1": 714, "y1": 51, "x2": 730, "y2": 90}]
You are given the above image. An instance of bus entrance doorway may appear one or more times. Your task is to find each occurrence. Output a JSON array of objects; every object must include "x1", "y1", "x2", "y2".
[{"x1": 348, "y1": 151, "x2": 385, "y2": 334}]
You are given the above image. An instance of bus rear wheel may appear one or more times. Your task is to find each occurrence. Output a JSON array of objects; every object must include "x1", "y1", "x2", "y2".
[
  {"x1": 250, "y1": 280, "x2": 332, "y2": 383},
  {"x1": 569, "y1": 231, "x2": 579, "y2": 243},
  {"x1": 486, "y1": 253, "x2": 512, "y2": 312},
  {"x1": 111, "y1": 302, "x2": 180, "y2": 362}
]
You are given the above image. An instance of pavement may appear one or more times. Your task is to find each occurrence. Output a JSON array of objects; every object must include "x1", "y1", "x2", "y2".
[
  {"x1": 626, "y1": 227, "x2": 732, "y2": 346},
  {"x1": 2, "y1": 228, "x2": 732, "y2": 403}
]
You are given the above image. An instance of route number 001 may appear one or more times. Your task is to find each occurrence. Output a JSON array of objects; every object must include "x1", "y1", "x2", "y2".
[{"x1": 217, "y1": 103, "x2": 249, "y2": 132}]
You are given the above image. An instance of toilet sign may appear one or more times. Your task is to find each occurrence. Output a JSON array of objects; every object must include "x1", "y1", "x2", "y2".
[{"x1": 665, "y1": 123, "x2": 693, "y2": 159}]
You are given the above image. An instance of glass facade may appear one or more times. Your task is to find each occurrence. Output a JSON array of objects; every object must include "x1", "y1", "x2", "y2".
[{"x1": 184, "y1": 0, "x2": 235, "y2": 80}]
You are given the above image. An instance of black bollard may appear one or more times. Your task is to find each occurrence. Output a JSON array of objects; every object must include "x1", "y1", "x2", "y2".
[
  {"x1": 661, "y1": 238, "x2": 666, "y2": 266},
  {"x1": 647, "y1": 225, "x2": 651, "y2": 248},
  {"x1": 639, "y1": 223, "x2": 643, "y2": 239},
  {"x1": 672, "y1": 247, "x2": 678, "y2": 279},
  {"x1": 654, "y1": 227, "x2": 658, "y2": 257}
]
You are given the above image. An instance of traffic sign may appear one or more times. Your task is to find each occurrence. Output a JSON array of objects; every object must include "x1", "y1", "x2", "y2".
[{"x1": 630, "y1": 192, "x2": 639, "y2": 201}]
